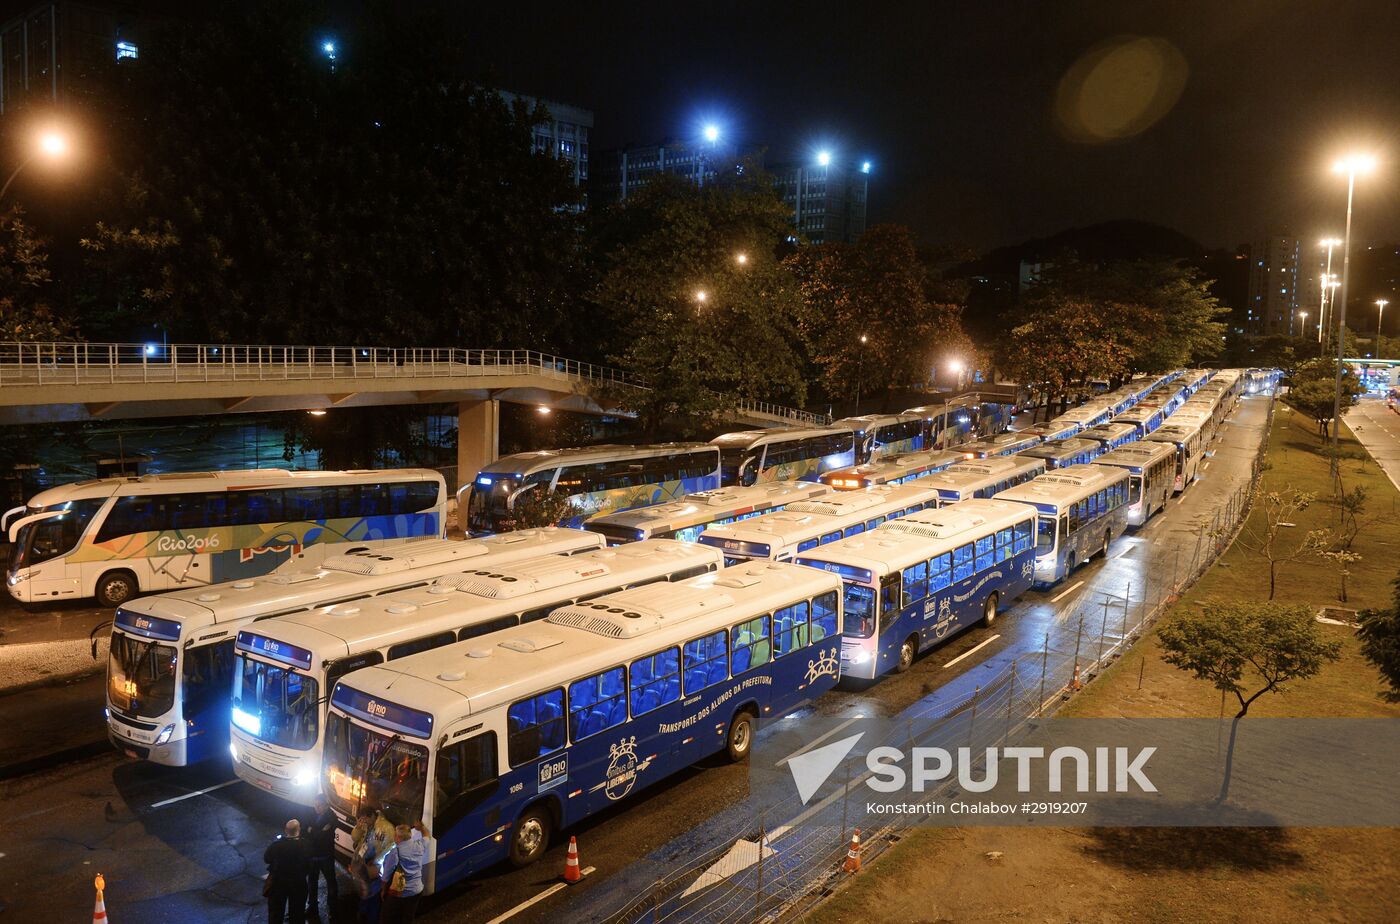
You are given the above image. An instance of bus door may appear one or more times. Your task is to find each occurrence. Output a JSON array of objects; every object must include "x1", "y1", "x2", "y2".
[
  {"x1": 430, "y1": 729, "x2": 502, "y2": 884},
  {"x1": 878, "y1": 574, "x2": 901, "y2": 654}
]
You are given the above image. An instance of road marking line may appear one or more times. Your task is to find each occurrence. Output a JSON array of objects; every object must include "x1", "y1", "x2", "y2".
[
  {"x1": 1114, "y1": 546, "x2": 1133, "y2": 559},
  {"x1": 1202, "y1": 461, "x2": 1211, "y2": 471},
  {"x1": 150, "y1": 779, "x2": 239, "y2": 809},
  {"x1": 776, "y1": 715, "x2": 863, "y2": 766},
  {"x1": 486, "y1": 867, "x2": 596, "y2": 924},
  {"x1": 1050, "y1": 580, "x2": 1084, "y2": 603},
  {"x1": 943, "y1": 634, "x2": 1000, "y2": 668}
]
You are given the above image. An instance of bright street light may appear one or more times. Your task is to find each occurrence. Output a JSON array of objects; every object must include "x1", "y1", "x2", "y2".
[
  {"x1": 735, "y1": 252, "x2": 748, "y2": 265},
  {"x1": 694, "y1": 290, "x2": 707, "y2": 303},
  {"x1": 703, "y1": 124, "x2": 720, "y2": 143},
  {"x1": 861, "y1": 160, "x2": 872, "y2": 173},
  {"x1": 816, "y1": 150, "x2": 832, "y2": 167},
  {"x1": 1333, "y1": 154, "x2": 1377, "y2": 175},
  {"x1": 1, "y1": 128, "x2": 73, "y2": 202},
  {"x1": 1329, "y1": 151, "x2": 1378, "y2": 473},
  {"x1": 1378, "y1": 299, "x2": 1390, "y2": 359}
]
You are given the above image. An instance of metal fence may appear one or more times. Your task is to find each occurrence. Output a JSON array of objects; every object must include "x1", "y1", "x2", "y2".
[
  {"x1": 602, "y1": 396, "x2": 1275, "y2": 924},
  {"x1": 0, "y1": 341, "x2": 830, "y2": 427}
]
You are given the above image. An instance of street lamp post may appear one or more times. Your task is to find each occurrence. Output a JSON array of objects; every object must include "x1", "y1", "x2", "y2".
[
  {"x1": 1298, "y1": 311, "x2": 1308, "y2": 348},
  {"x1": 854, "y1": 334, "x2": 868, "y2": 412},
  {"x1": 1378, "y1": 299, "x2": 1389, "y2": 361},
  {"x1": 0, "y1": 131, "x2": 69, "y2": 203},
  {"x1": 1319, "y1": 238, "x2": 1340, "y2": 345},
  {"x1": 1331, "y1": 154, "x2": 1377, "y2": 474}
]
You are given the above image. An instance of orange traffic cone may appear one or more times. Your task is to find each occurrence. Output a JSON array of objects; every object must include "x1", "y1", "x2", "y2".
[
  {"x1": 93, "y1": 873, "x2": 108, "y2": 923},
  {"x1": 1070, "y1": 664, "x2": 1082, "y2": 691},
  {"x1": 843, "y1": 829, "x2": 862, "y2": 874},
  {"x1": 563, "y1": 836, "x2": 581, "y2": 883}
]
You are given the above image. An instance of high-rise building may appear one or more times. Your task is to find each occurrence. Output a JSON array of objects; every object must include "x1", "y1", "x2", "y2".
[
  {"x1": 769, "y1": 156, "x2": 870, "y2": 245},
  {"x1": 0, "y1": 0, "x2": 151, "y2": 115},
  {"x1": 498, "y1": 91, "x2": 592, "y2": 202},
  {"x1": 1245, "y1": 235, "x2": 1303, "y2": 336},
  {"x1": 590, "y1": 139, "x2": 739, "y2": 204}
]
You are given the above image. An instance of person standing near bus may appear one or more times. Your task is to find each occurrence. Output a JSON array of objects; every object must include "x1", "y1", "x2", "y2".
[
  {"x1": 264, "y1": 819, "x2": 309, "y2": 924},
  {"x1": 304, "y1": 794, "x2": 339, "y2": 920},
  {"x1": 378, "y1": 821, "x2": 429, "y2": 923}
]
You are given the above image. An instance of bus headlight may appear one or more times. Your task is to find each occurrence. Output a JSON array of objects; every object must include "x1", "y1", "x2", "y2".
[
  {"x1": 232, "y1": 706, "x2": 261, "y2": 737},
  {"x1": 294, "y1": 767, "x2": 315, "y2": 788},
  {"x1": 851, "y1": 651, "x2": 872, "y2": 665},
  {"x1": 155, "y1": 724, "x2": 175, "y2": 745}
]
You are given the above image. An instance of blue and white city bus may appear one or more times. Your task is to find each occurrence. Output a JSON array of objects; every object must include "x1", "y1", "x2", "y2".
[
  {"x1": 820, "y1": 449, "x2": 965, "y2": 491},
  {"x1": 582, "y1": 482, "x2": 830, "y2": 545},
  {"x1": 320, "y1": 562, "x2": 845, "y2": 882},
  {"x1": 834, "y1": 413, "x2": 928, "y2": 463},
  {"x1": 958, "y1": 431, "x2": 1042, "y2": 460},
  {"x1": 697, "y1": 483, "x2": 940, "y2": 565},
  {"x1": 1148, "y1": 420, "x2": 1206, "y2": 492},
  {"x1": 1017, "y1": 419, "x2": 1082, "y2": 443},
  {"x1": 104, "y1": 529, "x2": 601, "y2": 767},
  {"x1": 920, "y1": 456, "x2": 1046, "y2": 507},
  {"x1": 1056, "y1": 402, "x2": 1115, "y2": 431},
  {"x1": 1017, "y1": 437, "x2": 1105, "y2": 470},
  {"x1": 994, "y1": 465, "x2": 1132, "y2": 585},
  {"x1": 1111, "y1": 405, "x2": 1165, "y2": 440},
  {"x1": 1091, "y1": 441, "x2": 1176, "y2": 526},
  {"x1": 795, "y1": 499, "x2": 1036, "y2": 680},
  {"x1": 1079, "y1": 422, "x2": 1139, "y2": 452},
  {"x1": 229, "y1": 540, "x2": 722, "y2": 803}
]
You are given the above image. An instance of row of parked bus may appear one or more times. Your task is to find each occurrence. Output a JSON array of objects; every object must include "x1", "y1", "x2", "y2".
[
  {"x1": 464, "y1": 393, "x2": 1018, "y2": 534},
  {"x1": 97, "y1": 368, "x2": 1251, "y2": 899}
]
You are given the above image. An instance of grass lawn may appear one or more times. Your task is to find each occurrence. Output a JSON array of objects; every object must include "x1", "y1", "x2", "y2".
[{"x1": 806, "y1": 406, "x2": 1400, "y2": 924}]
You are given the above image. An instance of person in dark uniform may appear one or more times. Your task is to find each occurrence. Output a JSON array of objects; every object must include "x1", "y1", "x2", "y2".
[
  {"x1": 305, "y1": 794, "x2": 339, "y2": 920},
  {"x1": 265, "y1": 818, "x2": 309, "y2": 924}
]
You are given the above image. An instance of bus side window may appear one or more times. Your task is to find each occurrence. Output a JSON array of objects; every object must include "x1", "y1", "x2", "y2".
[
  {"x1": 630, "y1": 648, "x2": 680, "y2": 716},
  {"x1": 568, "y1": 667, "x2": 627, "y2": 740},
  {"x1": 507, "y1": 690, "x2": 565, "y2": 767},
  {"x1": 821, "y1": 531, "x2": 842, "y2": 545},
  {"x1": 880, "y1": 576, "x2": 900, "y2": 615},
  {"x1": 995, "y1": 527, "x2": 1013, "y2": 562},
  {"x1": 1013, "y1": 520, "x2": 1033, "y2": 554},
  {"x1": 730, "y1": 616, "x2": 771, "y2": 673},
  {"x1": 797, "y1": 538, "x2": 819, "y2": 553},
  {"x1": 773, "y1": 602, "x2": 810, "y2": 657},
  {"x1": 433, "y1": 731, "x2": 499, "y2": 831},
  {"x1": 459, "y1": 614, "x2": 516, "y2": 641},
  {"x1": 670, "y1": 564, "x2": 717, "y2": 582},
  {"x1": 683, "y1": 630, "x2": 728, "y2": 694},
  {"x1": 521, "y1": 607, "x2": 554, "y2": 623},
  {"x1": 389, "y1": 631, "x2": 455, "y2": 661},
  {"x1": 974, "y1": 534, "x2": 995, "y2": 571},
  {"x1": 952, "y1": 544, "x2": 974, "y2": 582},
  {"x1": 812, "y1": 592, "x2": 839, "y2": 641},
  {"x1": 928, "y1": 554, "x2": 951, "y2": 592},
  {"x1": 843, "y1": 523, "x2": 865, "y2": 538},
  {"x1": 902, "y1": 560, "x2": 928, "y2": 607}
]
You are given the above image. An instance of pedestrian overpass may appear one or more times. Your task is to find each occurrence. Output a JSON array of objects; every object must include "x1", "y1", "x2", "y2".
[{"x1": 0, "y1": 342, "x2": 829, "y2": 479}]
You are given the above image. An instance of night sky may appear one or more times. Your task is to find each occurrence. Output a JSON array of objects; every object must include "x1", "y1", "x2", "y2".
[{"x1": 447, "y1": 0, "x2": 1400, "y2": 251}]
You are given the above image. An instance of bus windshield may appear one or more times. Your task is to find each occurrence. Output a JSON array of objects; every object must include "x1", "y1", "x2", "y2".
[
  {"x1": 323, "y1": 712, "x2": 429, "y2": 827},
  {"x1": 108, "y1": 631, "x2": 178, "y2": 718},
  {"x1": 843, "y1": 583, "x2": 877, "y2": 638},
  {"x1": 233, "y1": 657, "x2": 319, "y2": 750},
  {"x1": 1036, "y1": 516, "x2": 1058, "y2": 554},
  {"x1": 8, "y1": 498, "x2": 106, "y2": 572},
  {"x1": 718, "y1": 448, "x2": 754, "y2": 486}
]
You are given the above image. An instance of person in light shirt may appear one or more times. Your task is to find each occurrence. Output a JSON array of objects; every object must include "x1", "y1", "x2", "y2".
[{"x1": 379, "y1": 820, "x2": 429, "y2": 923}]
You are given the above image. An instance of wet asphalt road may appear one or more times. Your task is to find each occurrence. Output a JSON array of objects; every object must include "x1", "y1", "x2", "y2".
[{"x1": 0, "y1": 396, "x2": 1270, "y2": 924}]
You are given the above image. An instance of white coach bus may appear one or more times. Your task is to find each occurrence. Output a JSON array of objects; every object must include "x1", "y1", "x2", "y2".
[
  {"x1": 229, "y1": 540, "x2": 722, "y2": 803},
  {"x1": 105, "y1": 529, "x2": 601, "y2": 767},
  {"x1": 7, "y1": 468, "x2": 446, "y2": 607}
]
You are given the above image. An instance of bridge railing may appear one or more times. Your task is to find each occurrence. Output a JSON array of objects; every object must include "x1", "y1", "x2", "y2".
[{"x1": 0, "y1": 341, "x2": 831, "y2": 425}]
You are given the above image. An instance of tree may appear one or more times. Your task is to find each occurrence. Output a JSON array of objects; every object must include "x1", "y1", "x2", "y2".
[
  {"x1": 1283, "y1": 358, "x2": 1362, "y2": 438},
  {"x1": 76, "y1": 1, "x2": 583, "y2": 347},
  {"x1": 997, "y1": 295, "x2": 1136, "y2": 419},
  {"x1": 591, "y1": 169, "x2": 808, "y2": 435},
  {"x1": 1358, "y1": 570, "x2": 1400, "y2": 703},
  {"x1": 1159, "y1": 602, "x2": 1342, "y2": 801},
  {"x1": 0, "y1": 207, "x2": 77, "y2": 340},
  {"x1": 1232, "y1": 489, "x2": 1331, "y2": 599},
  {"x1": 503, "y1": 486, "x2": 577, "y2": 531},
  {"x1": 788, "y1": 224, "x2": 971, "y2": 410}
]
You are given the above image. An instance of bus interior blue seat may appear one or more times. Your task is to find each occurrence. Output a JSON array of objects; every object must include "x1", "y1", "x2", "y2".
[{"x1": 731, "y1": 647, "x2": 751, "y2": 673}]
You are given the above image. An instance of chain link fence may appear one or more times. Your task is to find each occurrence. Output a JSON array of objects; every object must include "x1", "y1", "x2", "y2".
[{"x1": 601, "y1": 395, "x2": 1276, "y2": 924}]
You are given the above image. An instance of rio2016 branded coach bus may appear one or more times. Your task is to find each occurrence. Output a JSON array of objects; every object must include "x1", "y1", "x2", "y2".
[
  {"x1": 710, "y1": 427, "x2": 857, "y2": 487},
  {"x1": 320, "y1": 562, "x2": 844, "y2": 884},
  {"x1": 797, "y1": 499, "x2": 1036, "y2": 679},
  {"x1": 993, "y1": 464, "x2": 1131, "y2": 586},
  {"x1": 7, "y1": 469, "x2": 447, "y2": 607},
  {"x1": 230, "y1": 540, "x2": 722, "y2": 803},
  {"x1": 1091, "y1": 441, "x2": 1177, "y2": 527},
  {"x1": 833, "y1": 413, "x2": 928, "y2": 463},
  {"x1": 105, "y1": 529, "x2": 602, "y2": 767},
  {"x1": 464, "y1": 444, "x2": 721, "y2": 535},
  {"x1": 919, "y1": 456, "x2": 1047, "y2": 507},
  {"x1": 581, "y1": 482, "x2": 830, "y2": 546},
  {"x1": 820, "y1": 449, "x2": 965, "y2": 491},
  {"x1": 697, "y1": 483, "x2": 941, "y2": 566}
]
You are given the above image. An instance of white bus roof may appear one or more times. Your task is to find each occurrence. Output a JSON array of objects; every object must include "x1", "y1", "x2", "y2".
[
  {"x1": 825, "y1": 450, "x2": 966, "y2": 484},
  {"x1": 995, "y1": 464, "x2": 1128, "y2": 510},
  {"x1": 26, "y1": 468, "x2": 443, "y2": 507},
  {"x1": 329, "y1": 562, "x2": 843, "y2": 731},
  {"x1": 698, "y1": 484, "x2": 940, "y2": 551},
  {"x1": 1082, "y1": 422, "x2": 1139, "y2": 440},
  {"x1": 238, "y1": 540, "x2": 724, "y2": 665},
  {"x1": 831, "y1": 413, "x2": 923, "y2": 433},
  {"x1": 1093, "y1": 442, "x2": 1177, "y2": 471},
  {"x1": 1149, "y1": 422, "x2": 1203, "y2": 443},
  {"x1": 583, "y1": 481, "x2": 831, "y2": 534},
  {"x1": 903, "y1": 394, "x2": 983, "y2": 416},
  {"x1": 709, "y1": 426, "x2": 853, "y2": 449},
  {"x1": 917, "y1": 456, "x2": 1046, "y2": 500},
  {"x1": 475, "y1": 443, "x2": 715, "y2": 477},
  {"x1": 115, "y1": 529, "x2": 604, "y2": 635},
  {"x1": 798, "y1": 499, "x2": 1035, "y2": 577},
  {"x1": 1019, "y1": 438, "x2": 1102, "y2": 460}
]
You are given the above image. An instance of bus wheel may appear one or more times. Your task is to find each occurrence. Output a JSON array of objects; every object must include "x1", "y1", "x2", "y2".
[
  {"x1": 725, "y1": 710, "x2": 755, "y2": 762},
  {"x1": 981, "y1": 592, "x2": 999, "y2": 628},
  {"x1": 1066, "y1": 552, "x2": 1078, "y2": 574},
  {"x1": 508, "y1": 804, "x2": 552, "y2": 868},
  {"x1": 96, "y1": 571, "x2": 137, "y2": 608},
  {"x1": 895, "y1": 635, "x2": 918, "y2": 673},
  {"x1": 1100, "y1": 532, "x2": 1111, "y2": 558}
]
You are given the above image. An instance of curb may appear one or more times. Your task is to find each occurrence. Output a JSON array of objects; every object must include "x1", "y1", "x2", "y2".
[
  {"x1": 0, "y1": 738, "x2": 111, "y2": 781},
  {"x1": 0, "y1": 667, "x2": 103, "y2": 699}
]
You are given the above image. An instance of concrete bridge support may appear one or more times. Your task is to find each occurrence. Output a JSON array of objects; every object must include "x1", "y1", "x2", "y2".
[{"x1": 456, "y1": 398, "x2": 500, "y2": 490}]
